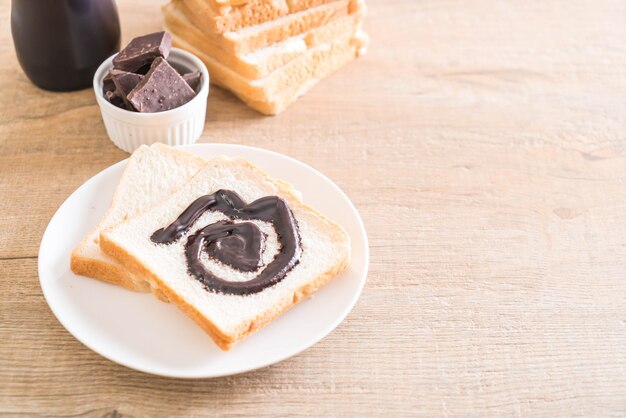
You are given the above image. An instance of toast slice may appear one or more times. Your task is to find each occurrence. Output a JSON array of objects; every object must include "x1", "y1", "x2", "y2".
[
  {"x1": 170, "y1": 29, "x2": 368, "y2": 114},
  {"x1": 100, "y1": 157, "x2": 351, "y2": 349},
  {"x1": 206, "y1": 0, "x2": 329, "y2": 8},
  {"x1": 177, "y1": 0, "x2": 350, "y2": 55},
  {"x1": 70, "y1": 144, "x2": 206, "y2": 292},
  {"x1": 188, "y1": 0, "x2": 339, "y2": 34},
  {"x1": 163, "y1": 0, "x2": 364, "y2": 79}
]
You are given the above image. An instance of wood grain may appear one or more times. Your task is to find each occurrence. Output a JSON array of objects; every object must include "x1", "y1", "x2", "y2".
[{"x1": 1, "y1": 0, "x2": 626, "y2": 416}]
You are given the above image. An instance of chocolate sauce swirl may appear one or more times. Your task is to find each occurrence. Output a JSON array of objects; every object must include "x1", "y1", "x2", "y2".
[{"x1": 150, "y1": 189, "x2": 301, "y2": 295}]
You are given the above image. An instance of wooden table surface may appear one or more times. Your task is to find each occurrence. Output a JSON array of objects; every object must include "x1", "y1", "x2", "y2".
[{"x1": 2, "y1": 0, "x2": 626, "y2": 416}]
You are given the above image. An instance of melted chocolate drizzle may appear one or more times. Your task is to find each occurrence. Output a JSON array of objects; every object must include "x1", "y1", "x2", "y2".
[{"x1": 150, "y1": 190, "x2": 301, "y2": 295}]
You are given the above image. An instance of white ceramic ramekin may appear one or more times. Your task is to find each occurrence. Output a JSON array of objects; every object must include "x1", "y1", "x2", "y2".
[{"x1": 93, "y1": 48, "x2": 209, "y2": 153}]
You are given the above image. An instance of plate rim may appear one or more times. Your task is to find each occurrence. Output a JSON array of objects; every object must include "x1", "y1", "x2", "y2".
[{"x1": 38, "y1": 143, "x2": 369, "y2": 378}]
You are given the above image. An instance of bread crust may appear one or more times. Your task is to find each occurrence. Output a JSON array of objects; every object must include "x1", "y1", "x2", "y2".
[
  {"x1": 176, "y1": 0, "x2": 349, "y2": 55},
  {"x1": 70, "y1": 252, "x2": 150, "y2": 291},
  {"x1": 100, "y1": 235, "x2": 348, "y2": 349},
  {"x1": 171, "y1": 32, "x2": 365, "y2": 114},
  {"x1": 99, "y1": 157, "x2": 351, "y2": 350},
  {"x1": 183, "y1": 0, "x2": 340, "y2": 35}
]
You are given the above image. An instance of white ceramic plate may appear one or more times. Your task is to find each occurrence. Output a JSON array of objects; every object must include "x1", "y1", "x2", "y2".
[{"x1": 38, "y1": 144, "x2": 368, "y2": 378}]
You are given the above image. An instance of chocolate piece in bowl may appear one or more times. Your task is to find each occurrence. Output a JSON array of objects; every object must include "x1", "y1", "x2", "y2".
[
  {"x1": 127, "y1": 57, "x2": 195, "y2": 113},
  {"x1": 182, "y1": 71, "x2": 202, "y2": 92},
  {"x1": 110, "y1": 70, "x2": 143, "y2": 94},
  {"x1": 102, "y1": 73, "x2": 115, "y2": 95},
  {"x1": 110, "y1": 69, "x2": 144, "y2": 108},
  {"x1": 105, "y1": 90, "x2": 126, "y2": 109},
  {"x1": 134, "y1": 63, "x2": 153, "y2": 75},
  {"x1": 112, "y1": 31, "x2": 172, "y2": 72}
]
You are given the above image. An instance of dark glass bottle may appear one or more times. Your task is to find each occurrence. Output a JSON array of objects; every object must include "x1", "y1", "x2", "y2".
[{"x1": 11, "y1": 0, "x2": 121, "y2": 91}]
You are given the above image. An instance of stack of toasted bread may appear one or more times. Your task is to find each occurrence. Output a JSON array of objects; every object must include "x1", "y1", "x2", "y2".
[{"x1": 162, "y1": 0, "x2": 368, "y2": 114}]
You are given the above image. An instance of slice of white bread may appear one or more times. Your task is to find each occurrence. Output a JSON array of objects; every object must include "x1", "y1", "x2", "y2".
[
  {"x1": 190, "y1": 0, "x2": 338, "y2": 34},
  {"x1": 163, "y1": 0, "x2": 364, "y2": 79},
  {"x1": 177, "y1": 0, "x2": 350, "y2": 55},
  {"x1": 208, "y1": 0, "x2": 336, "y2": 9},
  {"x1": 170, "y1": 29, "x2": 368, "y2": 114},
  {"x1": 70, "y1": 143, "x2": 206, "y2": 292},
  {"x1": 99, "y1": 157, "x2": 351, "y2": 350}
]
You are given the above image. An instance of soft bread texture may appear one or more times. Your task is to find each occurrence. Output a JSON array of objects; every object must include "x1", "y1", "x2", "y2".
[
  {"x1": 188, "y1": 0, "x2": 339, "y2": 34},
  {"x1": 70, "y1": 143, "x2": 206, "y2": 292},
  {"x1": 100, "y1": 157, "x2": 351, "y2": 350},
  {"x1": 185, "y1": 0, "x2": 342, "y2": 36},
  {"x1": 177, "y1": 0, "x2": 350, "y2": 55},
  {"x1": 163, "y1": 0, "x2": 364, "y2": 79},
  {"x1": 170, "y1": 30, "x2": 368, "y2": 114}
]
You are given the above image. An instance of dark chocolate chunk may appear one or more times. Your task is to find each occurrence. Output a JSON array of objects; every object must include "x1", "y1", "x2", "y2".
[
  {"x1": 110, "y1": 69, "x2": 143, "y2": 108},
  {"x1": 102, "y1": 72, "x2": 115, "y2": 95},
  {"x1": 105, "y1": 90, "x2": 127, "y2": 109},
  {"x1": 182, "y1": 71, "x2": 202, "y2": 92},
  {"x1": 127, "y1": 57, "x2": 196, "y2": 113},
  {"x1": 134, "y1": 63, "x2": 152, "y2": 75},
  {"x1": 112, "y1": 31, "x2": 172, "y2": 72},
  {"x1": 110, "y1": 69, "x2": 143, "y2": 95}
]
